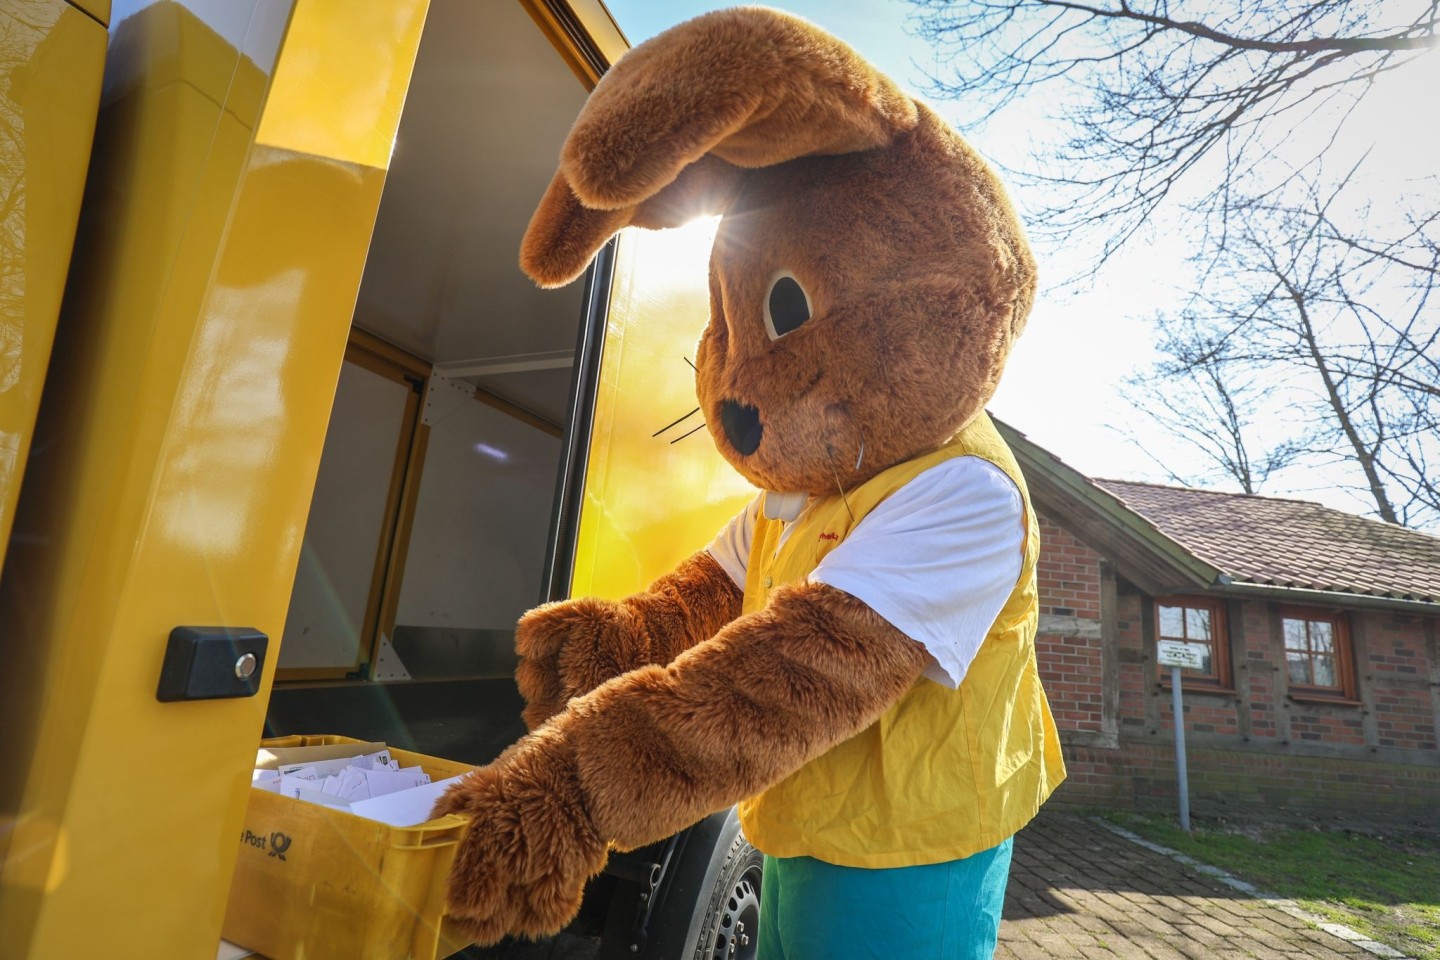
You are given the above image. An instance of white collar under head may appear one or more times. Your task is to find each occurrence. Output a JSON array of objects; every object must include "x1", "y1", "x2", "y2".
[{"x1": 762, "y1": 490, "x2": 809, "y2": 523}]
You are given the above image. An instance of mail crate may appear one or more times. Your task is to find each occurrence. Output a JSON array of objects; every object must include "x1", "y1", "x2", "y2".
[{"x1": 222, "y1": 735, "x2": 475, "y2": 960}]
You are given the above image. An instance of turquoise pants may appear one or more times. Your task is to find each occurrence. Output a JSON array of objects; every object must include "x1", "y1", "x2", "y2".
[{"x1": 756, "y1": 839, "x2": 1013, "y2": 960}]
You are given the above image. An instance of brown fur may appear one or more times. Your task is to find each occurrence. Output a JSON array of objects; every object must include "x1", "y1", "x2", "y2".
[
  {"x1": 514, "y1": 551, "x2": 743, "y2": 729},
  {"x1": 441, "y1": 7, "x2": 1038, "y2": 943},
  {"x1": 434, "y1": 582, "x2": 927, "y2": 937},
  {"x1": 691, "y1": 101, "x2": 1033, "y2": 494},
  {"x1": 558, "y1": 8, "x2": 917, "y2": 211}
]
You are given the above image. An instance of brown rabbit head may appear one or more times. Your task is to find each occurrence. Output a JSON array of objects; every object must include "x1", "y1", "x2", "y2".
[{"x1": 522, "y1": 7, "x2": 1036, "y2": 496}]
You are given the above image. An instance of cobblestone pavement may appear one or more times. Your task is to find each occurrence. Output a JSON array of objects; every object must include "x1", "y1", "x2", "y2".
[{"x1": 999, "y1": 812, "x2": 1382, "y2": 960}]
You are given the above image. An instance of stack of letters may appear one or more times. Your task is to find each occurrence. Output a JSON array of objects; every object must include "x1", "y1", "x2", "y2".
[{"x1": 251, "y1": 741, "x2": 467, "y2": 826}]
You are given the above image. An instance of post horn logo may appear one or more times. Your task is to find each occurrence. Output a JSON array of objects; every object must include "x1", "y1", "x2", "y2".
[{"x1": 268, "y1": 831, "x2": 292, "y2": 860}]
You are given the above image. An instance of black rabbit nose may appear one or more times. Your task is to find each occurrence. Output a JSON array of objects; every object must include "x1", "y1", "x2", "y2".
[{"x1": 720, "y1": 400, "x2": 762, "y2": 456}]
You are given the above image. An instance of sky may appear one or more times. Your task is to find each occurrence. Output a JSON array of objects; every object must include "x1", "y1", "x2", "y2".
[{"x1": 602, "y1": 0, "x2": 1440, "y2": 524}]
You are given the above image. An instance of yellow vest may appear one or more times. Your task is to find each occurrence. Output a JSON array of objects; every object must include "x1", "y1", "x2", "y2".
[{"x1": 736, "y1": 413, "x2": 1065, "y2": 868}]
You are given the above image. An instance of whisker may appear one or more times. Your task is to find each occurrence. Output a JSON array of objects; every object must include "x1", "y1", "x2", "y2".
[
  {"x1": 683, "y1": 356, "x2": 697, "y2": 372},
  {"x1": 824, "y1": 444, "x2": 856, "y2": 524},
  {"x1": 670, "y1": 423, "x2": 708, "y2": 444},
  {"x1": 653, "y1": 407, "x2": 701, "y2": 437}
]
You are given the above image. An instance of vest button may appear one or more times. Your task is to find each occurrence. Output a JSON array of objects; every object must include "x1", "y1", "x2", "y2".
[{"x1": 763, "y1": 576, "x2": 773, "y2": 589}]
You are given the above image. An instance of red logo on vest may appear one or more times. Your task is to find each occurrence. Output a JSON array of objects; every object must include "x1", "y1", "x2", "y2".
[{"x1": 818, "y1": 532, "x2": 839, "y2": 541}]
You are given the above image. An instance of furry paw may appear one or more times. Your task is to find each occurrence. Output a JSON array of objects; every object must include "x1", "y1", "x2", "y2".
[
  {"x1": 431, "y1": 732, "x2": 608, "y2": 945},
  {"x1": 515, "y1": 597, "x2": 641, "y2": 729}
]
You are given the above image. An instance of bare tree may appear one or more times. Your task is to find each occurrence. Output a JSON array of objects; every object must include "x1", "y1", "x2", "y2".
[
  {"x1": 1140, "y1": 172, "x2": 1439, "y2": 526},
  {"x1": 909, "y1": 0, "x2": 1440, "y2": 255},
  {"x1": 1123, "y1": 322, "x2": 1307, "y2": 495},
  {"x1": 911, "y1": 0, "x2": 1440, "y2": 528}
]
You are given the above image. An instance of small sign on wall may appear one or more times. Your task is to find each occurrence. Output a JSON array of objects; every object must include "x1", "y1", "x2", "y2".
[{"x1": 1157, "y1": 639, "x2": 1207, "y2": 671}]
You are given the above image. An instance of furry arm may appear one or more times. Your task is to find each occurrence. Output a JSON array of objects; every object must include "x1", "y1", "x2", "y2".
[
  {"x1": 514, "y1": 550, "x2": 743, "y2": 730},
  {"x1": 433, "y1": 580, "x2": 929, "y2": 943}
]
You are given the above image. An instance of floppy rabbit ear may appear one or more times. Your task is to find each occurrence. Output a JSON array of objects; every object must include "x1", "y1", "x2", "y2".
[
  {"x1": 520, "y1": 155, "x2": 745, "y2": 288},
  {"x1": 519, "y1": 170, "x2": 632, "y2": 289},
  {"x1": 520, "y1": 7, "x2": 917, "y2": 287},
  {"x1": 562, "y1": 7, "x2": 918, "y2": 211}
]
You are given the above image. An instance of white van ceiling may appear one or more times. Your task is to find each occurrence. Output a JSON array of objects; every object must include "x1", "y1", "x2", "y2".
[{"x1": 353, "y1": 0, "x2": 592, "y2": 425}]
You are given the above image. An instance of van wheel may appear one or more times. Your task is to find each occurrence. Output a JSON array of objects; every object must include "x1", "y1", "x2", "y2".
[
  {"x1": 697, "y1": 837, "x2": 763, "y2": 960},
  {"x1": 637, "y1": 808, "x2": 764, "y2": 960}
]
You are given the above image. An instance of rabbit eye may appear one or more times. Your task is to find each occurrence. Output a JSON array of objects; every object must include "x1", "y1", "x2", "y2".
[{"x1": 764, "y1": 272, "x2": 811, "y2": 340}]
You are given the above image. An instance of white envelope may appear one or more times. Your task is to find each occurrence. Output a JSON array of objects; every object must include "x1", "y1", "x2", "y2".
[
  {"x1": 360, "y1": 766, "x2": 431, "y2": 798},
  {"x1": 334, "y1": 767, "x2": 371, "y2": 801},
  {"x1": 348, "y1": 775, "x2": 468, "y2": 827},
  {"x1": 277, "y1": 775, "x2": 353, "y2": 811},
  {"x1": 277, "y1": 750, "x2": 394, "y2": 780}
]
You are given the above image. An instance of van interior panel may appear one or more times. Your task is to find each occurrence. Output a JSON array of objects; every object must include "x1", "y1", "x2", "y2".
[{"x1": 267, "y1": 0, "x2": 598, "y2": 768}]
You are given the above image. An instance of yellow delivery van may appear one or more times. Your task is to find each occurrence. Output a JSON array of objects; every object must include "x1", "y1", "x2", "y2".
[{"x1": 0, "y1": 2, "x2": 760, "y2": 958}]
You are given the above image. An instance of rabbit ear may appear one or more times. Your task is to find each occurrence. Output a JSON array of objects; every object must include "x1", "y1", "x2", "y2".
[
  {"x1": 521, "y1": 8, "x2": 916, "y2": 287},
  {"x1": 560, "y1": 8, "x2": 918, "y2": 211},
  {"x1": 520, "y1": 170, "x2": 632, "y2": 289},
  {"x1": 521, "y1": 156, "x2": 745, "y2": 288}
]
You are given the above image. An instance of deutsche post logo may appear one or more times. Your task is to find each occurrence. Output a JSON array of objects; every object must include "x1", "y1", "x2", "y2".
[{"x1": 241, "y1": 828, "x2": 293, "y2": 861}]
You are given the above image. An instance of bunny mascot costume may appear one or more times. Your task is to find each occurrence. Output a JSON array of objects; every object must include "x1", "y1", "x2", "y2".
[{"x1": 433, "y1": 8, "x2": 1066, "y2": 958}]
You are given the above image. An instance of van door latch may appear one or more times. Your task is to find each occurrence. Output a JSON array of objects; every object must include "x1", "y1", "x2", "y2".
[{"x1": 156, "y1": 627, "x2": 268, "y2": 702}]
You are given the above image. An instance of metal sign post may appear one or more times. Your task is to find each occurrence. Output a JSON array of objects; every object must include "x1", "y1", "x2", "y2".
[{"x1": 1157, "y1": 639, "x2": 1206, "y2": 832}]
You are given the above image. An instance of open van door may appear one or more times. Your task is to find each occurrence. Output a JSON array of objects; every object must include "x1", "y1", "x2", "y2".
[
  {"x1": 557, "y1": 223, "x2": 758, "y2": 602},
  {"x1": 0, "y1": 2, "x2": 429, "y2": 957},
  {"x1": 0, "y1": 0, "x2": 107, "y2": 577}
]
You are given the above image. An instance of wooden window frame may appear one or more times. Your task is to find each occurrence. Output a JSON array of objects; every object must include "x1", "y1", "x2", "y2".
[
  {"x1": 1154, "y1": 595, "x2": 1233, "y2": 692},
  {"x1": 1279, "y1": 605, "x2": 1359, "y2": 704}
]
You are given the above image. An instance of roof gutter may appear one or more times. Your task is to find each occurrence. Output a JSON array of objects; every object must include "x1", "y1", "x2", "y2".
[{"x1": 1213, "y1": 579, "x2": 1440, "y2": 617}]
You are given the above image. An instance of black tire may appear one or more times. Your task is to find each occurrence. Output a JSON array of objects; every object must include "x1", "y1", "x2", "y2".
[
  {"x1": 690, "y1": 833, "x2": 763, "y2": 960},
  {"x1": 641, "y1": 808, "x2": 764, "y2": 960}
]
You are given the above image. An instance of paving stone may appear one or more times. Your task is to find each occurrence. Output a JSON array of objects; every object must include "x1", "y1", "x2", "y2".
[{"x1": 995, "y1": 813, "x2": 1384, "y2": 960}]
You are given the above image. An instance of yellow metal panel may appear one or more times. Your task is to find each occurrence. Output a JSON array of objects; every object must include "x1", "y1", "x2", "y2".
[
  {"x1": 256, "y1": 0, "x2": 428, "y2": 169},
  {"x1": 0, "y1": 1, "x2": 427, "y2": 957},
  {"x1": 65, "y1": 0, "x2": 110, "y2": 26},
  {"x1": 570, "y1": 220, "x2": 756, "y2": 599},
  {"x1": 0, "y1": 3, "x2": 105, "y2": 578}
]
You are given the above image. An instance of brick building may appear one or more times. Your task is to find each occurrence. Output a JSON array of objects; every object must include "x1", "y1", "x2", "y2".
[{"x1": 996, "y1": 420, "x2": 1440, "y2": 821}]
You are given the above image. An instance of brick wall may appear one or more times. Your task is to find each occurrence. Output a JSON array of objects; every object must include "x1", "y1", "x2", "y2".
[
  {"x1": 1033, "y1": 518, "x2": 1440, "y2": 822},
  {"x1": 1116, "y1": 593, "x2": 1146, "y2": 737},
  {"x1": 1052, "y1": 742, "x2": 1440, "y2": 823},
  {"x1": 1241, "y1": 600, "x2": 1280, "y2": 739},
  {"x1": 1365, "y1": 613, "x2": 1439, "y2": 752},
  {"x1": 1036, "y1": 516, "x2": 1102, "y2": 619},
  {"x1": 1034, "y1": 515, "x2": 1106, "y2": 734},
  {"x1": 1041, "y1": 634, "x2": 1106, "y2": 732}
]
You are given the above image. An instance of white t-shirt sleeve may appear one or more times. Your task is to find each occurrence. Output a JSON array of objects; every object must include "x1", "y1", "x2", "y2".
[
  {"x1": 809, "y1": 456, "x2": 1024, "y2": 689},
  {"x1": 705, "y1": 494, "x2": 762, "y2": 590}
]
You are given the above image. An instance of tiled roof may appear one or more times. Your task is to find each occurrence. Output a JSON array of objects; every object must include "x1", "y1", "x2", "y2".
[{"x1": 1092, "y1": 480, "x2": 1440, "y2": 604}]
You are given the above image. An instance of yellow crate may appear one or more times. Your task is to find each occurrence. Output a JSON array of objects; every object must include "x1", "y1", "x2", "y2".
[{"x1": 222, "y1": 735, "x2": 475, "y2": 960}]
